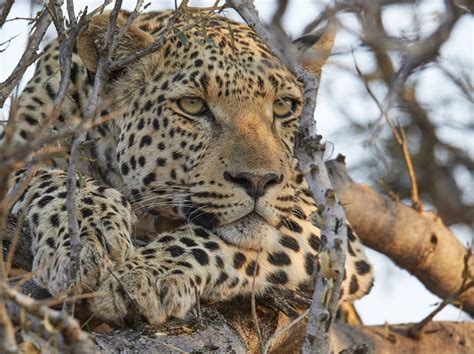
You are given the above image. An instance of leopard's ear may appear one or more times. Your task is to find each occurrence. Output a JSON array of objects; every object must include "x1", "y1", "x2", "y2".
[
  {"x1": 293, "y1": 21, "x2": 337, "y2": 77},
  {"x1": 77, "y1": 11, "x2": 155, "y2": 75}
]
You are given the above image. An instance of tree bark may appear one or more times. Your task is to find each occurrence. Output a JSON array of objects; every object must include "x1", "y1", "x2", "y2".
[
  {"x1": 90, "y1": 314, "x2": 474, "y2": 353},
  {"x1": 325, "y1": 158, "x2": 474, "y2": 315}
]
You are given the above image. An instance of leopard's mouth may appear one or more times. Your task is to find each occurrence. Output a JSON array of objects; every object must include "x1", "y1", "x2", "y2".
[{"x1": 213, "y1": 212, "x2": 280, "y2": 251}]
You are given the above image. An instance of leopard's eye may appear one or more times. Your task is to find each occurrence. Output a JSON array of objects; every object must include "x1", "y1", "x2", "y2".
[
  {"x1": 177, "y1": 97, "x2": 207, "y2": 115},
  {"x1": 273, "y1": 98, "x2": 297, "y2": 118}
]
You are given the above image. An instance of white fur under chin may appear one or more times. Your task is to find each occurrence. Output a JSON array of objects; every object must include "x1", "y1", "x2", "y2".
[{"x1": 213, "y1": 213, "x2": 281, "y2": 251}]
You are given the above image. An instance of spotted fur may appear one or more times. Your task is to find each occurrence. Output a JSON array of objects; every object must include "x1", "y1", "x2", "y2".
[{"x1": 2, "y1": 9, "x2": 373, "y2": 325}]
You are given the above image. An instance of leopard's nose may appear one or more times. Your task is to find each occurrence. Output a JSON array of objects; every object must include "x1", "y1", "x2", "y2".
[{"x1": 224, "y1": 171, "x2": 283, "y2": 199}]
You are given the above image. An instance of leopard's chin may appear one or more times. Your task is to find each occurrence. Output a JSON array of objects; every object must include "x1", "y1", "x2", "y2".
[{"x1": 213, "y1": 212, "x2": 280, "y2": 251}]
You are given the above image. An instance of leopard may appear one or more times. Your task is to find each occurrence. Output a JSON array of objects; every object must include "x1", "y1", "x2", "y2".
[{"x1": 1, "y1": 9, "x2": 374, "y2": 326}]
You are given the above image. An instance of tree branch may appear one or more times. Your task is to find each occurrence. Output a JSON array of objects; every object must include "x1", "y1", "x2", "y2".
[
  {"x1": 65, "y1": 0, "x2": 123, "y2": 298},
  {"x1": 0, "y1": 6, "x2": 52, "y2": 108},
  {"x1": 91, "y1": 316, "x2": 474, "y2": 353},
  {"x1": 1, "y1": 284, "x2": 97, "y2": 352},
  {"x1": 0, "y1": 303, "x2": 18, "y2": 354},
  {"x1": 0, "y1": 0, "x2": 14, "y2": 28},
  {"x1": 326, "y1": 157, "x2": 474, "y2": 315}
]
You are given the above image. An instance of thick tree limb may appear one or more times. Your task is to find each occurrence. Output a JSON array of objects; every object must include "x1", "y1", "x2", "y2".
[
  {"x1": 326, "y1": 158, "x2": 474, "y2": 315},
  {"x1": 91, "y1": 316, "x2": 474, "y2": 353}
]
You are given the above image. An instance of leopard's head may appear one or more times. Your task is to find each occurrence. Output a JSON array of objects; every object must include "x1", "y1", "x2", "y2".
[{"x1": 78, "y1": 10, "x2": 334, "y2": 250}]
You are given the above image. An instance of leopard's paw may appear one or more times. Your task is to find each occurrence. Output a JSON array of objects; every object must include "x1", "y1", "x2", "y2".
[
  {"x1": 26, "y1": 172, "x2": 136, "y2": 296},
  {"x1": 90, "y1": 263, "x2": 195, "y2": 326}
]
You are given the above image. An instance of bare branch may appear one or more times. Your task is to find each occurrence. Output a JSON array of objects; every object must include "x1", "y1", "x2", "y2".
[
  {"x1": 65, "y1": 0, "x2": 123, "y2": 298},
  {"x1": 355, "y1": 0, "x2": 471, "y2": 226},
  {"x1": 0, "y1": 303, "x2": 18, "y2": 354},
  {"x1": 388, "y1": 0, "x2": 463, "y2": 102},
  {"x1": 0, "y1": 0, "x2": 14, "y2": 27},
  {"x1": 0, "y1": 6, "x2": 51, "y2": 108},
  {"x1": 108, "y1": 0, "x2": 208, "y2": 71},
  {"x1": 408, "y1": 250, "x2": 474, "y2": 339},
  {"x1": 2, "y1": 284, "x2": 97, "y2": 352},
  {"x1": 352, "y1": 54, "x2": 423, "y2": 212}
]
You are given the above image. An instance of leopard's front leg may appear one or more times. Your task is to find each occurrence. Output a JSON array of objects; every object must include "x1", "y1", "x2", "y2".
[
  {"x1": 90, "y1": 221, "x2": 375, "y2": 326},
  {"x1": 11, "y1": 168, "x2": 136, "y2": 295},
  {"x1": 90, "y1": 225, "x2": 267, "y2": 326}
]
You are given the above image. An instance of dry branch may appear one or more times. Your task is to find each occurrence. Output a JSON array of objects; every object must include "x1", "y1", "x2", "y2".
[
  {"x1": 356, "y1": 0, "x2": 472, "y2": 226},
  {"x1": 0, "y1": 6, "x2": 52, "y2": 108},
  {"x1": 65, "y1": 0, "x2": 123, "y2": 296},
  {"x1": 326, "y1": 158, "x2": 474, "y2": 315},
  {"x1": 0, "y1": 0, "x2": 14, "y2": 27},
  {"x1": 0, "y1": 303, "x2": 18, "y2": 354},
  {"x1": 1, "y1": 284, "x2": 97, "y2": 352}
]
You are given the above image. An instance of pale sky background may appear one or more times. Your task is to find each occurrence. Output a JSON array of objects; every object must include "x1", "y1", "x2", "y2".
[{"x1": 1, "y1": 0, "x2": 472, "y2": 325}]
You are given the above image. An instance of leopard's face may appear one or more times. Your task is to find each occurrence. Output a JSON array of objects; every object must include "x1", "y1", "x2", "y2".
[{"x1": 110, "y1": 14, "x2": 317, "y2": 250}]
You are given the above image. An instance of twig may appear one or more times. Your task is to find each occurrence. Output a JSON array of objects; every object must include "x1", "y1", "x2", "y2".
[
  {"x1": 0, "y1": 109, "x2": 123, "y2": 172},
  {"x1": 352, "y1": 53, "x2": 423, "y2": 212},
  {"x1": 43, "y1": 0, "x2": 88, "y2": 127},
  {"x1": 0, "y1": 5, "x2": 52, "y2": 108},
  {"x1": 408, "y1": 249, "x2": 474, "y2": 339},
  {"x1": 109, "y1": 2, "x2": 233, "y2": 70},
  {"x1": 1, "y1": 284, "x2": 97, "y2": 352},
  {"x1": 0, "y1": 0, "x2": 14, "y2": 27},
  {"x1": 108, "y1": 6, "x2": 179, "y2": 70},
  {"x1": 0, "y1": 35, "x2": 19, "y2": 53},
  {"x1": 387, "y1": 0, "x2": 462, "y2": 104},
  {"x1": 0, "y1": 303, "x2": 18, "y2": 354},
  {"x1": 437, "y1": 63, "x2": 473, "y2": 103},
  {"x1": 263, "y1": 309, "x2": 309, "y2": 354},
  {"x1": 65, "y1": 0, "x2": 123, "y2": 304},
  {"x1": 356, "y1": 1, "x2": 470, "y2": 225},
  {"x1": 269, "y1": 0, "x2": 288, "y2": 42},
  {"x1": 110, "y1": 0, "x2": 145, "y2": 56}
]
